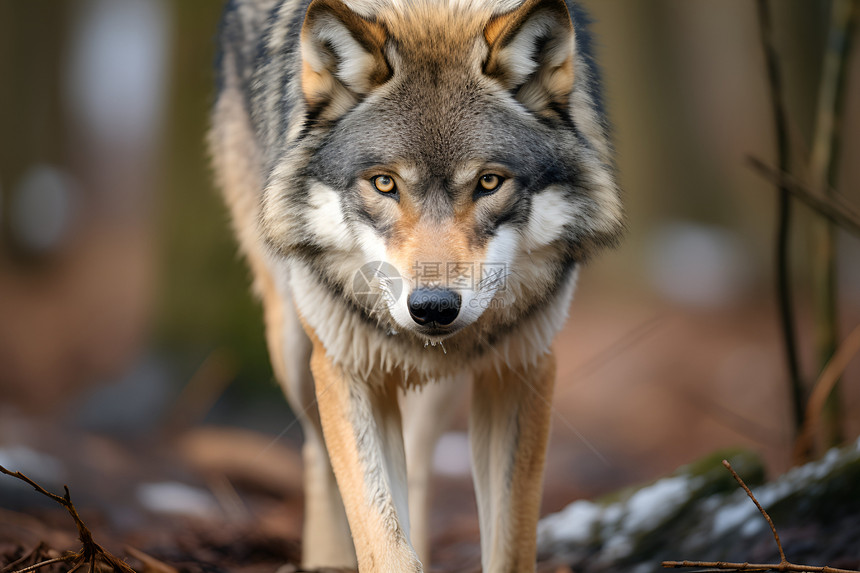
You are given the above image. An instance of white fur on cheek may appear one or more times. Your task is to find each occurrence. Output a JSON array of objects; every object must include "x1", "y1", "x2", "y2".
[
  {"x1": 390, "y1": 302, "x2": 413, "y2": 331},
  {"x1": 306, "y1": 183, "x2": 356, "y2": 249},
  {"x1": 484, "y1": 225, "x2": 520, "y2": 274},
  {"x1": 522, "y1": 186, "x2": 575, "y2": 251},
  {"x1": 351, "y1": 225, "x2": 414, "y2": 330},
  {"x1": 457, "y1": 226, "x2": 520, "y2": 327},
  {"x1": 354, "y1": 224, "x2": 388, "y2": 263}
]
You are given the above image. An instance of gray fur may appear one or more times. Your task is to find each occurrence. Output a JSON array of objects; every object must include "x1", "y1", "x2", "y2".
[
  {"x1": 211, "y1": 4, "x2": 623, "y2": 567},
  {"x1": 214, "y1": 0, "x2": 623, "y2": 363}
]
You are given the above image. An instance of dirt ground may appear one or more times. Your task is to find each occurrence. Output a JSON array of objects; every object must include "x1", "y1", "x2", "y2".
[{"x1": 1, "y1": 281, "x2": 859, "y2": 572}]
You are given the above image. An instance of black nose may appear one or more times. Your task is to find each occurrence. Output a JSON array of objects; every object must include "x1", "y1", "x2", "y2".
[{"x1": 408, "y1": 288, "x2": 461, "y2": 326}]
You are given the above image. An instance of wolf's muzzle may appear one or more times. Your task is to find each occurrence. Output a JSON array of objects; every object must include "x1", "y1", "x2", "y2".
[{"x1": 407, "y1": 288, "x2": 461, "y2": 327}]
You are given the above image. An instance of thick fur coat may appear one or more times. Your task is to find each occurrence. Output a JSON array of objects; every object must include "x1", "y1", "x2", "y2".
[{"x1": 210, "y1": 0, "x2": 622, "y2": 570}]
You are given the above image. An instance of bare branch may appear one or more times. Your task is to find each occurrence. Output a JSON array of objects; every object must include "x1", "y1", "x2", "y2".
[
  {"x1": 747, "y1": 157, "x2": 860, "y2": 237},
  {"x1": 0, "y1": 465, "x2": 138, "y2": 573},
  {"x1": 0, "y1": 544, "x2": 57, "y2": 573},
  {"x1": 663, "y1": 560, "x2": 859, "y2": 572},
  {"x1": 720, "y1": 460, "x2": 785, "y2": 564},
  {"x1": 9, "y1": 557, "x2": 74, "y2": 573},
  {"x1": 794, "y1": 323, "x2": 860, "y2": 462},
  {"x1": 661, "y1": 460, "x2": 860, "y2": 573},
  {"x1": 0, "y1": 465, "x2": 70, "y2": 507}
]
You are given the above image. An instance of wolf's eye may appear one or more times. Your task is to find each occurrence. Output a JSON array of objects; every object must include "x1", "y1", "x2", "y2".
[
  {"x1": 372, "y1": 175, "x2": 397, "y2": 194},
  {"x1": 477, "y1": 174, "x2": 504, "y2": 194}
]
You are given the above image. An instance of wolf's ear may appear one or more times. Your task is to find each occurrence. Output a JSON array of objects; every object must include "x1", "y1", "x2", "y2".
[
  {"x1": 484, "y1": 0, "x2": 575, "y2": 114},
  {"x1": 300, "y1": 0, "x2": 390, "y2": 113}
]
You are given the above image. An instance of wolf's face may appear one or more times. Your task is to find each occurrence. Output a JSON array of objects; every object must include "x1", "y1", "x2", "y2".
[{"x1": 261, "y1": 0, "x2": 623, "y2": 343}]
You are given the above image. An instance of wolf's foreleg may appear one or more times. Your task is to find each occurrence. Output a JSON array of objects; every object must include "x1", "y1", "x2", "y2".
[
  {"x1": 259, "y1": 273, "x2": 356, "y2": 568},
  {"x1": 469, "y1": 353, "x2": 556, "y2": 573},
  {"x1": 308, "y1": 331, "x2": 422, "y2": 573}
]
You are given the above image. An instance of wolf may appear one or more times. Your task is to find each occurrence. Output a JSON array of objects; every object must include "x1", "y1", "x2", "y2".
[{"x1": 210, "y1": 0, "x2": 623, "y2": 570}]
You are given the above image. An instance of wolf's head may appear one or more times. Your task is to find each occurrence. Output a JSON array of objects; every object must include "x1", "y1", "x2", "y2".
[{"x1": 261, "y1": 0, "x2": 623, "y2": 343}]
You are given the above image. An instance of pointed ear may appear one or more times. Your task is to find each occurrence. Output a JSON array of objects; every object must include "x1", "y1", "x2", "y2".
[
  {"x1": 300, "y1": 0, "x2": 390, "y2": 113},
  {"x1": 484, "y1": 0, "x2": 575, "y2": 114}
]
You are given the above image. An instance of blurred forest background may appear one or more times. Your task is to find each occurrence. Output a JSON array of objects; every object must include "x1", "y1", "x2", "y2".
[{"x1": 0, "y1": 0, "x2": 859, "y2": 569}]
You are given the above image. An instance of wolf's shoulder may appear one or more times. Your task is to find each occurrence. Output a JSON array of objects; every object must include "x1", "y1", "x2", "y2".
[
  {"x1": 219, "y1": 0, "x2": 283, "y2": 47},
  {"x1": 215, "y1": 0, "x2": 296, "y2": 94},
  {"x1": 565, "y1": 1, "x2": 608, "y2": 122}
]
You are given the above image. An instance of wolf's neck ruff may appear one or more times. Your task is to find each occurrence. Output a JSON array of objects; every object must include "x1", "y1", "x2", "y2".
[{"x1": 284, "y1": 254, "x2": 579, "y2": 382}]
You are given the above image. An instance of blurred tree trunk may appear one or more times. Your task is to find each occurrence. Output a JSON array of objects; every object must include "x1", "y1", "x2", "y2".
[
  {"x1": 0, "y1": 0, "x2": 70, "y2": 258},
  {"x1": 809, "y1": 0, "x2": 857, "y2": 453}
]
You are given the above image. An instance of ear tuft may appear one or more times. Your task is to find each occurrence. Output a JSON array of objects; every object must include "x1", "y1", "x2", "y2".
[
  {"x1": 301, "y1": 0, "x2": 390, "y2": 114},
  {"x1": 484, "y1": 0, "x2": 575, "y2": 114}
]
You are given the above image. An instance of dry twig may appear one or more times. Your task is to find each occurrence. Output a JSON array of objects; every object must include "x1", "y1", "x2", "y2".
[
  {"x1": 0, "y1": 544, "x2": 57, "y2": 573},
  {"x1": 794, "y1": 324, "x2": 860, "y2": 463},
  {"x1": 663, "y1": 561, "x2": 859, "y2": 572},
  {"x1": 747, "y1": 157, "x2": 860, "y2": 237},
  {"x1": 123, "y1": 547, "x2": 178, "y2": 573},
  {"x1": 661, "y1": 460, "x2": 860, "y2": 573},
  {"x1": 0, "y1": 464, "x2": 137, "y2": 573}
]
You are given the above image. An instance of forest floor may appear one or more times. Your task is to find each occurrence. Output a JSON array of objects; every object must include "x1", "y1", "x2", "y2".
[{"x1": 2, "y1": 288, "x2": 859, "y2": 572}]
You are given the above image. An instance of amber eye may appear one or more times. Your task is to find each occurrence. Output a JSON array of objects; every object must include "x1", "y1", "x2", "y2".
[
  {"x1": 372, "y1": 175, "x2": 397, "y2": 194},
  {"x1": 477, "y1": 174, "x2": 504, "y2": 193}
]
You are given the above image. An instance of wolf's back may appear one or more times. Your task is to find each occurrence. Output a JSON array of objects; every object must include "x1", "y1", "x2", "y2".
[
  {"x1": 212, "y1": 0, "x2": 296, "y2": 265},
  {"x1": 216, "y1": 0, "x2": 284, "y2": 100}
]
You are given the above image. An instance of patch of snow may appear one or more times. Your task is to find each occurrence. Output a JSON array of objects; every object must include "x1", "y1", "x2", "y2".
[
  {"x1": 537, "y1": 442, "x2": 860, "y2": 571},
  {"x1": 622, "y1": 475, "x2": 699, "y2": 534},
  {"x1": 539, "y1": 474, "x2": 702, "y2": 558},
  {"x1": 712, "y1": 498, "x2": 755, "y2": 536},
  {"x1": 741, "y1": 517, "x2": 764, "y2": 537},
  {"x1": 137, "y1": 481, "x2": 219, "y2": 519},
  {"x1": 754, "y1": 481, "x2": 788, "y2": 509},
  {"x1": 714, "y1": 446, "x2": 860, "y2": 539},
  {"x1": 599, "y1": 501, "x2": 624, "y2": 541},
  {"x1": 751, "y1": 445, "x2": 860, "y2": 514},
  {"x1": 538, "y1": 499, "x2": 601, "y2": 546},
  {"x1": 700, "y1": 494, "x2": 724, "y2": 513},
  {"x1": 602, "y1": 501, "x2": 623, "y2": 526},
  {"x1": 601, "y1": 533, "x2": 633, "y2": 561}
]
